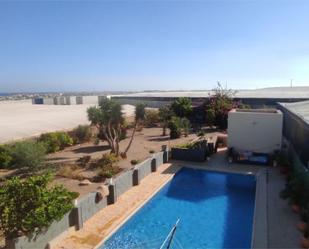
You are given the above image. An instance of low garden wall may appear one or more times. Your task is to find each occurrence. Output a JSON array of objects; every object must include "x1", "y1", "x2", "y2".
[
  {"x1": 154, "y1": 151, "x2": 165, "y2": 166},
  {"x1": 75, "y1": 192, "x2": 109, "y2": 228},
  {"x1": 133, "y1": 158, "x2": 157, "y2": 186},
  {"x1": 7, "y1": 146, "x2": 169, "y2": 249},
  {"x1": 114, "y1": 169, "x2": 134, "y2": 198},
  {"x1": 7, "y1": 211, "x2": 74, "y2": 249}
]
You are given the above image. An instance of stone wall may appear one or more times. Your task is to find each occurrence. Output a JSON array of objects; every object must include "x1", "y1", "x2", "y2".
[
  {"x1": 7, "y1": 211, "x2": 74, "y2": 249},
  {"x1": 111, "y1": 97, "x2": 171, "y2": 108},
  {"x1": 135, "y1": 158, "x2": 153, "y2": 182},
  {"x1": 114, "y1": 169, "x2": 134, "y2": 198},
  {"x1": 75, "y1": 192, "x2": 108, "y2": 227},
  {"x1": 278, "y1": 103, "x2": 309, "y2": 166}
]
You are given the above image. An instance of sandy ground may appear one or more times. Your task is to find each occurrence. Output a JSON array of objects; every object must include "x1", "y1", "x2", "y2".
[
  {"x1": 0, "y1": 99, "x2": 135, "y2": 143},
  {"x1": 47, "y1": 127, "x2": 199, "y2": 167},
  {"x1": 49, "y1": 127, "x2": 201, "y2": 196}
]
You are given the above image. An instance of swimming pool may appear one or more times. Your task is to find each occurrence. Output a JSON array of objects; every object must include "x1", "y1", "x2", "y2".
[{"x1": 100, "y1": 167, "x2": 256, "y2": 249}]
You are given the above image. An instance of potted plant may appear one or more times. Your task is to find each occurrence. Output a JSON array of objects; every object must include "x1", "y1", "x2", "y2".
[
  {"x1": 288, "y1": 173, "x2": 305, "y2": 213},
  {"x1": 301, "y1": 225, "x2": 309, "y2": 248},
  {"x1": 298, "y1": 208, "x2": 309, "y2": 232},
  {"x1": 275, "y1": 152, "x2": 291, "y2": 175}
]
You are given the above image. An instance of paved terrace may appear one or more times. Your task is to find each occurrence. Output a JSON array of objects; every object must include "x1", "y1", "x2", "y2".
[{"x1": 53, "y1": 152, "x2": 301, "y2": 249}]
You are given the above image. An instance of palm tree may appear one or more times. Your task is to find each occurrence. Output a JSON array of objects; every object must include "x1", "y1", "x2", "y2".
[
  {"x1": 159, "y1": 105, "x2": 174, "y2": 136},
  {"x1": 171, "y1": 97, "x2": 192, "y2": 118}
]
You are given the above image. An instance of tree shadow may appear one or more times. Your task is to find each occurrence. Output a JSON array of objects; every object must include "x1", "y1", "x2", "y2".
[
  {"x1": 72, "y1": 145, "x2": 110, "y2": 154},
  {"x1": 161, "y1": 164, "x2": 180, "y2": 175},
  {"x1": 147, "y1": 136, "x2": 170, "y2": 142},
  {"x1": 46, "y1": 157, "x2": 69, "y2": 161}
]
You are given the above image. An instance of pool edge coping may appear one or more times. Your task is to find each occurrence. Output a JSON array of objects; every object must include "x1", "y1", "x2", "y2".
[{"x1": 251, "y1": 168, "x2": 268, "y2": 249}]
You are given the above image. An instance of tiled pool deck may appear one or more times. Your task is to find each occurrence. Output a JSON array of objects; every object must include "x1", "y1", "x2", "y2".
[{"x1": 53, "y1": 152, "x2": 300, "y2": 249}]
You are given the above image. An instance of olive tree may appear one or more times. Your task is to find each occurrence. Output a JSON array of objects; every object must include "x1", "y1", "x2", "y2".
[
  {"x1": 87, "y1": 100, "x2": 145, "y2": 158},
  {"x1": 87, "y1": 99, "x2": 123, "y2": 156},
  {"x1": 122, "y1": 103, "x2": 145, "y2": 157}
]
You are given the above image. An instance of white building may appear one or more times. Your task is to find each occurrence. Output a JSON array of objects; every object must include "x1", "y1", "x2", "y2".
[{"x1": 228, "y1": 109, "x2": 283, "y2": 154}]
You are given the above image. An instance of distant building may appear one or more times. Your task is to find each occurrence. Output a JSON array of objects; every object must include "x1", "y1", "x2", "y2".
[
  {"x1": 111, "y1": 87, "x2": 309, "y2": 108},
  {"x1": 32, "y1": 96, "x2": 84, "y2": 105}
]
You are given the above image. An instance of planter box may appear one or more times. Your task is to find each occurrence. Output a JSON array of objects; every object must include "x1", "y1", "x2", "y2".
[{"x1": 171, "y1": 147, "x2": 207, "y2": 162}]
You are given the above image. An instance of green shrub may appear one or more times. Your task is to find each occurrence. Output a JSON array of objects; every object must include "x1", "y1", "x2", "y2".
[
  {"x1": 100, "y1": 170, "x2": 113, "y2": 178},
  {"x1": 96, "y1": 154, "x2": 121, "y2": 179},
  {"x1": 72, "y1": 125, "x2": 92, "y2": 144},
  {"x1": 97, "y1": 153, "x2": 119, "y2": 168},
  {"x1": 280, "y1": 151, "x2": 309, "y2": 210},
  {"x1": 168, "y1": 117, "x2": 182, "y2": 139},
  {"x1": 238, "y1": 103, "x2": 251, "y2": 109},
  {"x1": 77, "y1": 155, "x2": 91, "y2": 166},
  {"x1": 171, "y1": 97, "x2": 192, "y2": 118},
  {"x1": 0, "y1": 145, "x2": 12, "y2": 169},
  {"x1": 39, "y1": 133, "x2": 59, "y2": 153},
  {"x1": 197, "y1": 130, "x2": 205, "y2": 137},
  {"x1": 275, "y1": 152, "x2": 290, "y2": 167},
  {"x1": 39, "y1": 132, "x2": 73, "y2": 153},
  {"x1": 130, "y1": 159, "x2": 140, "y2": 165},
  {"x1": 205, "y1": 109, "x2": 216, "y2": 127},
  {"x1": 176, "y1": 142, "x2": 193, "y2": 149},
  {"x1": 0, "y1": 173, "x2": 78, "y2": 238},
  {"x1": 55, "y1": 132, "x2": 73, "y2": 149},
  {"x1": 10, "y1": 141, "x2": 46, "y2": 171},
  {"x1": 144, "y1": 109, "x2": 160, "y2": 127},
  {"x1": 181, "y1": 118, "x2": 191, "y2": 137},
  {"x1": 176, "y1": 140, "x2": 207, "y2": 150},
  {"x1": 94, "y1": 137, "x2": 100, "y2": 145},
  {"x1": 98, "y1": 166, "x2": 121, "y2": 179}
]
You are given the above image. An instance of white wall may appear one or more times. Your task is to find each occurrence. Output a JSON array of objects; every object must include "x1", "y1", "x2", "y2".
[
  {"x1": 228, "y1": 109, "x2": 283, "y2": 153},
  {"x1": 112, "y1": 98, "x2": 171, "y2": 108},
  {"x1": 42, "y1": 98, "x2": 54, "y2": 105}
]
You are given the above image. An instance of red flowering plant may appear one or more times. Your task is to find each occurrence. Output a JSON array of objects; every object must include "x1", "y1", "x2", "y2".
[{"x1": 204, "y1": 82, "x2": 241, "y2": 130}]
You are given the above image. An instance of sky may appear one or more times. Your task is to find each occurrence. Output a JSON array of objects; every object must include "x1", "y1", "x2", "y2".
[{"x1": 0, "y1": 0, "x2": 309, "y2": 93}]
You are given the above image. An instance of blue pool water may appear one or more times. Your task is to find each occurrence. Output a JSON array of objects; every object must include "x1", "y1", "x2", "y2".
[{"x1": 101, "y1": 168, "x2": 256, "y2": 249}]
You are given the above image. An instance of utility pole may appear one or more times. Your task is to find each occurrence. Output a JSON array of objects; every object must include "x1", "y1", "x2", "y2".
[{"x1": 290, "y1": 79, "x2": 293, "y2": 88}]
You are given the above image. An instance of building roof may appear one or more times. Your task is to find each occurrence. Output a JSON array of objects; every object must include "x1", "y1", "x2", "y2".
[
  {"x1": 112, "y1": 86, "x2": 309, "y2": 99},
  {"x1": 279, "y1": 100, "x2": 309, "y2": 124}
]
